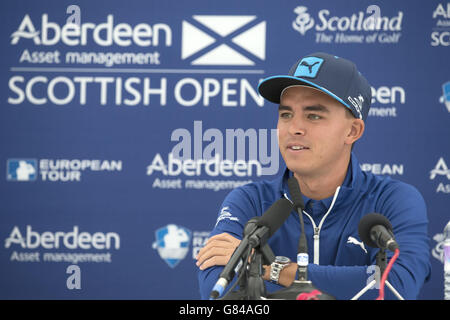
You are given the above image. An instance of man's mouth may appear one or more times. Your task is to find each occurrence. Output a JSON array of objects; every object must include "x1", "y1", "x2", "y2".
[{"x1": 287, "y1": 144, "x2": 310, "y2": 151}]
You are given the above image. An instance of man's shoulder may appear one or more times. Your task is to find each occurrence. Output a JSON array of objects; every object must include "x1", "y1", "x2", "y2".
[
  {"x1": 361, "y1": 172, "x2": 426, "y2": 213},
  {"x1": 364, "y1": 172, "x2": 423, "y2": 198},
  {"x1": 352, "y1": 153, "x2": 422, "y2": 200},
  {"x1": 212, "y1": 175, "x2": 284, "y2": 236},
  {"x1": 223, "y1": 175, "x2": 283, "y2": 206}
]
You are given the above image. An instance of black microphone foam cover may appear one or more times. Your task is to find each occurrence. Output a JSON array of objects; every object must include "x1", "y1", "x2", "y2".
[
  {"x1": 287, "y1": 176, "x2": 305, "y2": 211},
  {"x1": 257, "y1": 198, "x2": 293, "y2": 238},
  {"x1": 358, "y1": 213, "x2": 393, "y2": 248}
]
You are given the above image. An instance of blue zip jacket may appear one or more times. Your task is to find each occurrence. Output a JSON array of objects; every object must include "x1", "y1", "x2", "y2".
[{"x1": 198, "y1": 153, "x2": 431, "y2": 300}]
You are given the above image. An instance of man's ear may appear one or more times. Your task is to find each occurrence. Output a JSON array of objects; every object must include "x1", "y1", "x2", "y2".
[{"x1": 345, "y1": 119, "x2": 365, "y2": 145}]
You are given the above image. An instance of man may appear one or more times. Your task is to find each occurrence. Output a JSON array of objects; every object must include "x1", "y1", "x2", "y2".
[{"x1": 196, "y1": 52, "x2": 431, "y2": 300}]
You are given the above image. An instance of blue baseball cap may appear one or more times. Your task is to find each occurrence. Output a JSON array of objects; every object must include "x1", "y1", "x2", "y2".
[{"x1": 258, "y1": 52, "x2": 372, "y2": 120}]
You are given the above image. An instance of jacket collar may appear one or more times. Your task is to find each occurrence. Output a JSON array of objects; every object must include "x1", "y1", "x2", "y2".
[{"x1": 279, "y1": 152, "x2": 365, "y2": 211}]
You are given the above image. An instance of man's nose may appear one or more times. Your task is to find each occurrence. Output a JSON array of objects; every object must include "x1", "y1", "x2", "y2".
[{"x1": 288, "y1": 116, "x2": 306, "y2": 136}]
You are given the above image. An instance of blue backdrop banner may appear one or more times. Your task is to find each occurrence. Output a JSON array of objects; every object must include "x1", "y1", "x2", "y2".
[{"x1": 0, "y1": 0, "x2": 448, "y2": 299}]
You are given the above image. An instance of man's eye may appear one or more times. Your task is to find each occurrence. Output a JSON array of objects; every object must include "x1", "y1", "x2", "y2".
[
  {"x1": 280, "y1": 112, "x2": 293, "y2": 119},
  {"x1": 307, "y1": 114, "x2": 321, "y2": 120}
]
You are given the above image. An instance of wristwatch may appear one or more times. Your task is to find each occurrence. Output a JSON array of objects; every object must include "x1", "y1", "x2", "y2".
[{"x1": 270, "y1": 256, "x2": 291, "y2": 284}]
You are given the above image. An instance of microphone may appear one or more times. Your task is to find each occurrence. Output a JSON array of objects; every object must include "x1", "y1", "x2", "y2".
[
  {"x1": 358, "y1": 213, "x2": 399, "y2": 252},
  {"x1": 287, "y1": 176, "x2": 305, "y2": 211},
  {"x1": 210, "y1": 198, "x2": 293, "y2": 299},
  {"x1": 251, "y1": 198, "x2": 294, "y2": 246},
  {"x1": 287, "y1": 176, "x2": 308, "y2": 280}
]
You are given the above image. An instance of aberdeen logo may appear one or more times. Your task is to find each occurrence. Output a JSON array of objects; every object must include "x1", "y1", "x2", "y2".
[
  {"x1": 430, "y1": 157, "x2": 450, "y2": 194},
  {"x1": 7, "y1": 159, "x2": 37, "y2": 181},
  {"x1": 181, "y1": 15, "x2": 266, "y2": 66},
  {"x1": 431, "y1": 3, "x2": 450, "y2": 46},
  {"x1": 5, "y1": 225, "x2": 120, "y2": 250},
  {"x1": 294, "y1": 57, "x2": 324, "y2": 78},
  {"x1": 430, "y1": 157, "x2": 450, "y2": 180},
  {"x1": 152, "y1": 224, "x2": 192, "y2": 268},
  {"x1": 292, "y1": 6, "x2": 315, "y2": 35},
  {"x1": 439, "y1": 81, "x2": 450, "y2": 112},
  {"x1": 10, "y1": 14, "x2": 40, "y2": 45},
  {"x1": 10, "y1": 13, "x2": 172, "y2": 47}
]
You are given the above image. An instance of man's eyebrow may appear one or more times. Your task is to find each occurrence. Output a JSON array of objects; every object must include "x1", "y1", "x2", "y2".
[
  {"x1": 278, "y1": 104, "x2": 330, "y2": 112},
  {"x1": 303, "y1": 105, "x2": 330, "y2": 113},
  {"x1": 278, "y1": 105, "x2": 292, "y2": 112}
]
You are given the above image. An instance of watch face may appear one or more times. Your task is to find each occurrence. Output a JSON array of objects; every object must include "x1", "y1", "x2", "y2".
[{"x1": 275, "y1": 256, "x2": 290, "y2": 264}]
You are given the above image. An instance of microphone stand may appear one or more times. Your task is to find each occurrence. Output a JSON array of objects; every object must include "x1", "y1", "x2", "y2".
[
  {"x1": 213, "y1": 198, "x2": 293, "y2": 300},
  {"x1": 246, "y1": 249, "x2": 266, "y2": 300},
  {"x1": 351, "y1": 249, "x2": 404, "y2": 300},
  {"x1": 220, "y1": 243, "x2": 275, "y2": 300}
]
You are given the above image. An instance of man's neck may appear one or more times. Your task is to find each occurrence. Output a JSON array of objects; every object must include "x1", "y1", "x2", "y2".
[{"x1": 293, "y1": 154, "x2": 351, "y2": 200}]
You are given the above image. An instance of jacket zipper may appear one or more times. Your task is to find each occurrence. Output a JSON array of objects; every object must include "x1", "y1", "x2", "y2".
[
  {"x1": 300, "y1": 211, "x2": 320, "y2": 264},
  {"x1": 295, "y1": 186, "x2": 341, "y2": 265}
]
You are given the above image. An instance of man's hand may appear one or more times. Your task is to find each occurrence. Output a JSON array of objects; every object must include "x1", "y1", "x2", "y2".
[{"x1": 195, "y1": 233, "x2": 241, "y2": 270}]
